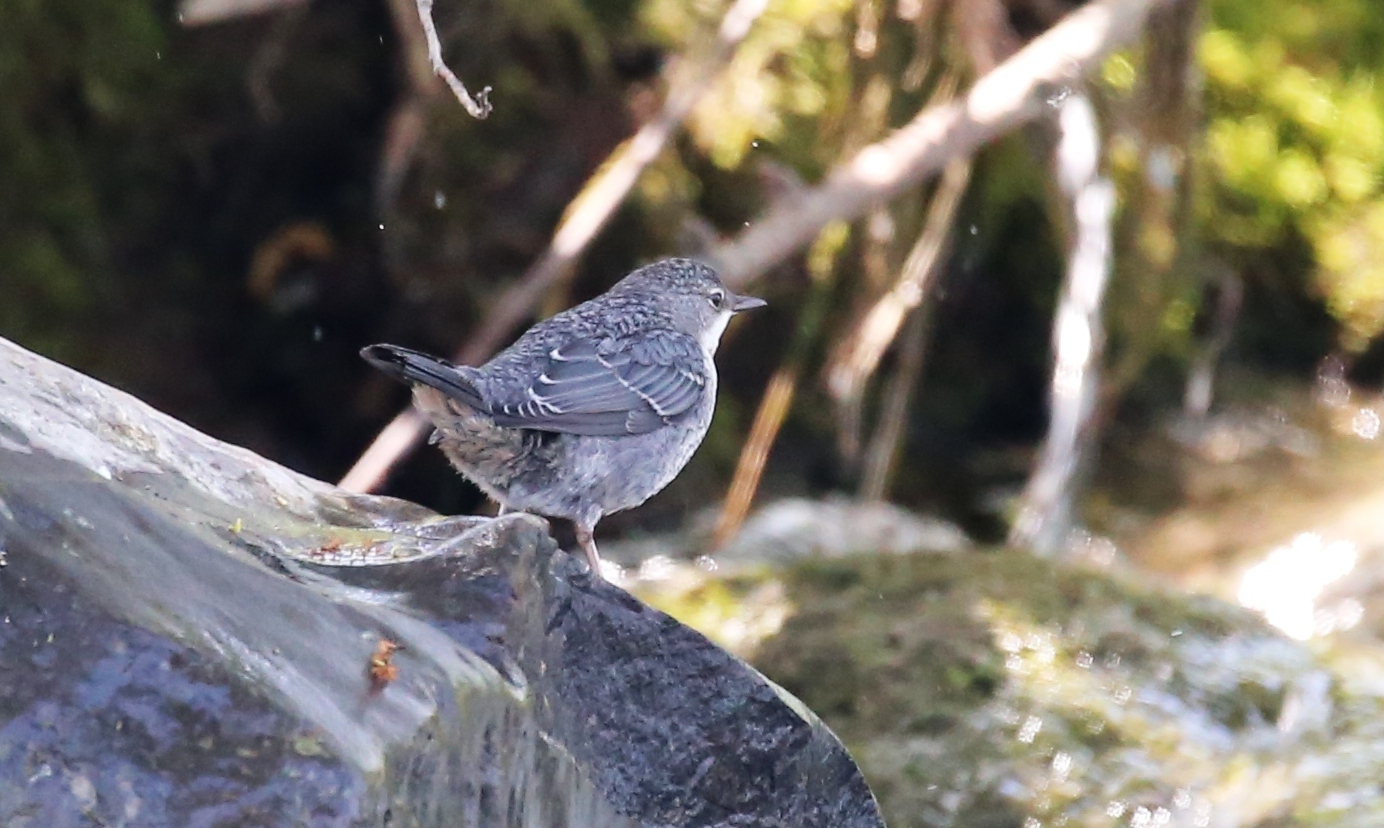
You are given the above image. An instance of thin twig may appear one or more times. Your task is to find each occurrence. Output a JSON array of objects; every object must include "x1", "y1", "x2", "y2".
[
  {"x1": 711, "y1": 258, "x2": 837, "y2": 546},
  {"x1": 341, "y1": 0, "x2": 771, "y2": 492},
  {"x1": 711, "y1": 366, "x2": 800, "y2": 548},
  {"x1": 1183, "y1": 267, "x2": 1241, "y2": 418},
  {"x1": 415, "y1": 0, "x2": 492, "y2": 119},
  {"x1": 825, "y1": 155, "x2": 970, "y2": 415},
  {"x1": 846, "y1": 68, "x2": 945, "y2": 465},
  {"x1": 837, "y1": 148, "x2": 965, "y2": 493},
  {"x1": 859, "y1": 307, "x2": 929, "y2": 501}
]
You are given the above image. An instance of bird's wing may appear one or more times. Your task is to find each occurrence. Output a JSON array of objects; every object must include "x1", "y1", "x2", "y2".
[{"x1": 485, "y1": 331, "x2": 707, "y2": 436}]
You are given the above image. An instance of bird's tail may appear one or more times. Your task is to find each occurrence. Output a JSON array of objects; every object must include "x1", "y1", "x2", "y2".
[{"x1": 360, "y1": 344, "x2": 487, "y2": 409}]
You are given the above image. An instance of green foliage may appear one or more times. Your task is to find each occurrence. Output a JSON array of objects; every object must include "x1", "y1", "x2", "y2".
[
  {"x1": 1202, "y1": 0, "x2": 1384, "y2": 350},
  {"x1": 0, "y1": 0, "x2": 170, "y2": 360},
  {"x1": 642, "y1": 0, "x2": 856, "y2": 170}
]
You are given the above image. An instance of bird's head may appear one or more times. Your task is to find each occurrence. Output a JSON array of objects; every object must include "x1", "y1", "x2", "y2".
[{"x1": 611, "y1": 258, "x2": 766, "y2": 353}]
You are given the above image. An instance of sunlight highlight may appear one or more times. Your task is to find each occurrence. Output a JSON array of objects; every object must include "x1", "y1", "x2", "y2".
[{"x1": 1236, "y1": 533, "x2": 1358, "y2": 640}]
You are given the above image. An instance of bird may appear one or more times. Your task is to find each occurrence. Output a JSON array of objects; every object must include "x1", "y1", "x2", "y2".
[{"x1": 361, "y1": 258, "x2": 765, "y2": 575}]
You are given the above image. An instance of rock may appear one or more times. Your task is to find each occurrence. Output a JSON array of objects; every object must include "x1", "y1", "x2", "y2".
[
  {"x1": 715, "y1": 497, "x2": 970, "y2": 564},
  {"x1": 600, "y1": 496, "x2": 970, "y2": 573},
  {"x1": 0, "y1": 337, "x2": 883, "y2": 827},
  {"x1": 647, "y1": 548, "x2": 1384, "y2": 828}
]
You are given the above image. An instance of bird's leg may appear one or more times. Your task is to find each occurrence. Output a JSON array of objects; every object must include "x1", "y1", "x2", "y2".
[{"x1": 575, "y1": 523, "x2": 603, "y2": 575}]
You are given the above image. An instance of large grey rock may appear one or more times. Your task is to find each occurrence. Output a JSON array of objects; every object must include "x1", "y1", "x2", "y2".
[{"x1": 0, "y1": 337, "x2": 883, "y2": 827}]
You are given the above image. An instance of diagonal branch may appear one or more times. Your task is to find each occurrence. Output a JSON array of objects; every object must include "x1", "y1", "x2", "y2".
[
  {"x1": 859, "y1": 306, "x2": 929, "y2": 501},
  {"x1": 711, "y1": 0, "x2": 1172, "y2": 289},
  {"x1": 825, "y1": 156, "x2": 970, "y2": 416}
]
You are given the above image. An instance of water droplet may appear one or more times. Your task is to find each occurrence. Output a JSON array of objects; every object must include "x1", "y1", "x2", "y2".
[
  {"x1": 434, "y1": 191, "x2": 447, "y2": 209},
  {"x1": 1352, "y1": 406, "x2": 1380, "y2": 439},
  {"x1": 312, "y1": 325, "x2": 323, "y2": 342},
  {"x1": 969, "y1": 224, "x2": 978, "y2": 235},
  {"x1": 751, "y1": 140, "x2": 760, "y2": 148},
  {"x1": 378, "y1": 223, "x2": 385, "y2": 231},
  {"x1": 1016, "y1": 714, "x2": 1043, "y2": 743}
]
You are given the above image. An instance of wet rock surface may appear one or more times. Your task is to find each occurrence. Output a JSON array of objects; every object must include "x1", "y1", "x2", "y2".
[{"x1": 0, "y1": 337, "x2": 883, "y2": 828}]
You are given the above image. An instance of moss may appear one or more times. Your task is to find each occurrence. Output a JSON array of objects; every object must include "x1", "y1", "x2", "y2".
[{"x1": 648, "y1": 547, "x2": 1384, "y2": 828}]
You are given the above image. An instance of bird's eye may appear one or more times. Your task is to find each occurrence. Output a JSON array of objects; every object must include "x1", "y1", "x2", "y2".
[{"x1": 708, "y1": 289, "x2": 726, "y2": 309}]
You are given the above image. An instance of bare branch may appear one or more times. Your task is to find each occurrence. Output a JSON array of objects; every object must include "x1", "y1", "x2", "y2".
[
  {"x1": 834, "y1": 146, "x2": 967, "y2": 501},
  {"x1": 825, "y1": 156, "x2": 970, "y2": 411},
  {"x1": 416, "y1": 0, "x2": 492, "y2": 119},
  {"x1": 1008, "y1": 93, "x2": 1115, "y2": 554},
  {"x1": 712, "y1": 262, "x2": 836, "y2": 545},
  {"x1": 859, "y1": 308, "x2": 929, "y2": 501},
  {"x1": 340, "y1": 0, "x2": 771, "y2": 492},
  {"x1": 178, "y1": 0, "x2": 305, "y2": 26},
  {"x1": 712, "y1": 0, "x2": 1173, "y2": 289},
  {"x1": 712, "y1": 366, "x2": 800, "y2": 549},
  {"x1": 245, "y1": 3, "x2": 308, "y2": 121},
  {"x1": 1183, "y1": 267, "x2": 1242, "y2": 418}
]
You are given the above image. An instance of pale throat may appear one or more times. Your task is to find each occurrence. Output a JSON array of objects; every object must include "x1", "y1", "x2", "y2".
[{"x1": 699, "y1": 310, "x2": 733, "y2": 354}]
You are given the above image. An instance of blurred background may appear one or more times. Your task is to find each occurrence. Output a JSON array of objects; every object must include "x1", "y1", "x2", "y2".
[
  {"x1": 7, "y1": 0, "x2": 1383, "y2": 555},
  {"x1": 10, "y1": 0, "x2": 1384, "y2": 823}
]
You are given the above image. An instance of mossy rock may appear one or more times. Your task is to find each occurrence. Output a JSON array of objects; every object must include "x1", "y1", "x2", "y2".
[{"x1": 643, "y1": 549, "x2": 1384, "y2": 827}]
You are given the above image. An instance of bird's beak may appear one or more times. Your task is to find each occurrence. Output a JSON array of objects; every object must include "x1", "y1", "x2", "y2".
[{"x1": 730, "y1": 292, "x2": 767, "y2": 313}]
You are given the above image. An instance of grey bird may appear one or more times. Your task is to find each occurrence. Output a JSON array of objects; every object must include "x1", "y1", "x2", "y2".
[{"x1": 361, "y1": 258, "x2": 765, "y2": 574}]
